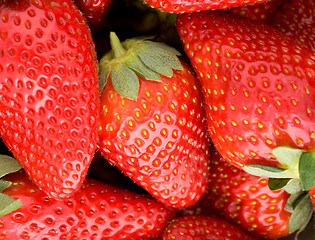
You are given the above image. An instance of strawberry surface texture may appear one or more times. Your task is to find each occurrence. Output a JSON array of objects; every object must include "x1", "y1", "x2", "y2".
[
  {"x1": 97, "y1": 34, "x2": 211, "y2": 209},
  {"x1": 176, "y1": 11, "x2": 315, "y2": 169},
  {"x1": 0, "y1": 0, "x2": 315, "y2": 239},
  {"x1": 0, "y1": 0, "x2": 100, "y2": 199},
  {"x1": 0, "y1": 171, "x2": 176, "y2": 239}
]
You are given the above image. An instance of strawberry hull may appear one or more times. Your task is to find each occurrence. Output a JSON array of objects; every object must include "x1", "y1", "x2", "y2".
[{"x1": 0, "y1": 0, "x2": 100, "y2": 199}]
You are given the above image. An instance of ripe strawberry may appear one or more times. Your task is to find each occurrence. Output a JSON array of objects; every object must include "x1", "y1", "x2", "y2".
[
  {"x1": 188, "y1": 146, "x2": 294, "y2": 239},
  {"x1": 271, "y1": 0, "x2": 315, "y2": 51},
  {"x1": 73, "y1": 0, "x2": 113, "y2": 31},
  {"x1": 0, "y1": 0, "x2": 100, "y2": 199},
  {"x1": 0, "y1": 170, "x2": 177, "y2": 239},
  {"x1": 162, "y1": 215, "x2": 258, "y2": 240},
  {"x1": 97, "y1": 32, "x2": 210, "y2": 209},
  {"x1": 176, "y1": 11, "x2": 315, "y2": 194},
  {"x1": 227, "y1": 0, "x2": 284, "y2": 24},
  {"x1": 142, "y1": 0, "x2": 271, "y2": 13}
]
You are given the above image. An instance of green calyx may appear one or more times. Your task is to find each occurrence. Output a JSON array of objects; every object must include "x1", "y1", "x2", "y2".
[
  {"x1": 243, "y1": 146, "x2": 315, "y2": 192},
  {"x1": 0, "y1": 155, "x2": 22, "y2": 217},
  {"x1": 243, "y1": 146, "x2": 315, "y2": 234},
  {"x1": 99, "y1": 32, "x2": 183, "y2": 100}
]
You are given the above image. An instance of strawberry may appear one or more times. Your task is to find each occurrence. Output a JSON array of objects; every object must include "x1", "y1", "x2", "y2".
[
  {"x1": 162, "y1": 215, "x2": 258, "y2": 240},
  {"x1": 97, "y1": 32, "x2": 210, "y2": 209},
  {"x1": 73, "y1": 0, "x2": 113, "y2": 31},
  {"x1": 0, "y1": 0, "x2": 100, "y2": 199},
  {"x1": 176, "y1": 11, "x2": 315, "y2": 196},
  {"x1": 0, "y1": 156, "x2": 176, "y2": 239},
  {"x1": 227, "y1": 0, "x2": 284, "y2": 24},
  {"x1": 271, "y1": 0, "x2": 315, "y2": 51},
  {"x1": 142, "y1": 0, "x2": 271, "y2": 13},
  {"x1": 184, "y1": 146, "x2": 303, "y2": 239}
]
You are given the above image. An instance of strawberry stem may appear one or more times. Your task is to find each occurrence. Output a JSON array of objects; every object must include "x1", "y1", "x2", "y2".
[{"x1": 110, "y1": 32, "x2": 126, "y2": 58}]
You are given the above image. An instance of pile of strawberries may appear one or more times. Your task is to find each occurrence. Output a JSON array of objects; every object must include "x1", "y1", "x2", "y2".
[{"x1": 0, "y1": 0, "x2": 315, "y2": 239}]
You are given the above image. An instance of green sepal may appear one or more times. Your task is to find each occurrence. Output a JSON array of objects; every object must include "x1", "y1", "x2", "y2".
[
  {"x1": 283, "y1": 178, "x2": 303, "y2": 194},
  {"x1": 268, "y1": 178, "x2": 302, "y2": 194},
  {"x1": 287, "y1": 193, "x2": 313, "y2": 234},
  {"x1": 99, "y1": 32, "x2": 183, "y2": 99},
  {"x1": 0, "y1": 155, "x2": 22, "y2": 178},
  {"x1": 0, "y1": 155, "x2": 23, "y2": 217},
  {"x1": 136, "y1": 44, "x2": 178, "y2": 77},
  {"x1": 285, "y1": 191, "x2": 304, "y2": 213},
  {"x1": 111, "y1": 64, "x2": 139, "y2": 100},
  {"x1": 0, "y1": 193, "x2": 22, "y2": 217},
  {"x1": 0, "y1": 181, "x2": 11, "y2": 192},
  {"x1": 125, "y1": 53, "x2": 161, "y2": 81},
  {"x1": 137, "y1": 41, "x2": 183, "y2": 74},
  {"x1": 243, "y1": 164, "x2": 296, "y2": 178},
  {"x1": 272, "y1": 146, "x2": 303, "y2": 172},
  {"x1": 268, "y1": 178, "x2": 291, "y2": 191},
  {"x1": 299, "y1": 152, "x2": 315, "y2": 190}
]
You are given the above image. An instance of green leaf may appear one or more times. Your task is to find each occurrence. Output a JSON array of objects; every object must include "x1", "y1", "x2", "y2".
[
  {"x1": 143, "y1": 42, "x2": 183, "y2": 70},
  {"x1": 137, "y1": 48, "x2": 175, "y2": 77},
  {"x1": 283, "y1": 178, "x2": 303, "y2": 194},
  {"x1": 0, "y1": 155, "x2": 22, "y2": 178},
  {"x1": 285, "y1": 191, "x2": 304, "y2": 213},
  {"x1": 243, "y1": 164, "x2": 296, "y2": 178},
  {"x1": 268, "y1": 178, "x2": 290, "y2": 191},
  {"x1": 125, "y1": 53, "x2": 161, "y2": 81},
  {"x1": 288, "y1": 193, "x2": 313, "y2": 233},
  {"x1": 111, "y1": 64, "x2": 140, "y2": 100},
  {"x1": 299, "y1": 152, "x2": 315, "y2": 190},
  {"x1": 272, "y1": 146, "x2": 303, "y2": 170},
  {"x1": 0, "y1": 193, "x2": 22, "y2": 217},
  {"x1": 146, "y1": 41, "x2": 181, "y2": 57},
  {"x1": 0, "y1": 181, "x2": 11, "y2": 192}
]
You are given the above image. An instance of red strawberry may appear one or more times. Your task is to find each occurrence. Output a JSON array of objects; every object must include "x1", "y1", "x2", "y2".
[
  {"x1": 227, "y1": 0, "x2": 284, "y2": 24},
  {"x1": 0, "y1": 170, "x2": 176, "y2": 239},
  {"x1": 142, "y1": 0, "x2": 271, "y2": 13},
  {"x1": 271, "y1": 0, "x2": 315, "y2": 51},
  {"x1": 97, "y1": 32, "x2": 210, "y2": 209},
  {"x1": 176, "y1": 11, "x2": 315, "y2": 194},
  {"x1": 0, "y1": 0, "x2": 100, "y2": 199},
  {"x1": 184, "y1": 146, "x2": 297, "y2": 239},
  {"x1": 73, "y1": 0, "x2": 113, "y2": 31},
  {"x1": 162, "y1": 215, "x2": 258, "y2": 240}
]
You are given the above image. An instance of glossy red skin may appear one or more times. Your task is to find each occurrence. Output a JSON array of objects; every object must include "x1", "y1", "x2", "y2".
[
  {"x1": 271, "y1": 0, "x2": 315, "y2": 51},
  {"x1": 74, "y1": 0, "x2": 113, "y2": 31},
  {"x1": 177, "y1": 11, "x2": 315, "y2": 169},
  {"x1": 0, "y1": 172, "x2": 176, "y2": 239},
  {"x1": 142, "y1": 0, "x2": 271, "y2": 13},
  {"x1": 190, "y1": 147, "x2": 291, "y2": 239},
  {"x1": 163, "y1": 215, "x2": 258, "y2": 240},
  {"x1": 228, "y1": 0, "x2": 284, "y2": 24},
  {"x1": 98, "y1": 59, "x2": 210, "y2": 209},
  {"x1": 0, "y1": 0, "x2": 100, "y2": 199}
]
